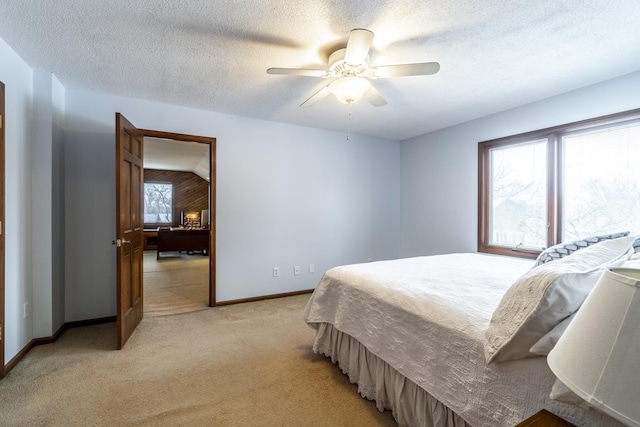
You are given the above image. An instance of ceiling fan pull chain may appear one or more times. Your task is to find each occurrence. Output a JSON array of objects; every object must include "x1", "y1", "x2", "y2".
[{"x1": 347, "y1": 101, "x2": 352, "y2": 140}]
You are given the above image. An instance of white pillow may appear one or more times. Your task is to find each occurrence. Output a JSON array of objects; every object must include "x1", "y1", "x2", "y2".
[
  {"x1": 484, "y1": 236, "x2": 634, "y2": 363},
  {"x1": 550, "y1": 378, "x2": 593, "y2": 409},
  {"x1": 529, "y1": 313, "x2": 574, "y2": 356}
]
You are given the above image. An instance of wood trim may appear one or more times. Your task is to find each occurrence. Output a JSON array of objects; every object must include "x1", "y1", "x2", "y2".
[
  {"x1": 547, "y1": 134, "x2": 559, "y2": 246},
  {"x1": 477, "y1": 140, "x2": 538, "y2": 259},
  {"x1": 138, "y1": 129, "x2": 217, "y2": 306},
  {"x1": 515, "y1": 409, "x2": 577, "y2": 426},
  {"x1": 65, "y1": 315, "x2": 117, "y2": 329},
  {"x1": 140, "y1": 129, "x2": 216, "y2": 145},
  {"x1": 477, "y1": 141, "x2": 488, "y2": 254},
  {"x1": 209, "y1": 139, "x2": 217, "y2": 307},
  {"x1": 479, "y1": 107, "x2": 640, "y2": 149},
  {"x1": 3, "y1": 316, "x2": 115, "y2": 377},
  {"x1": 213, "y1": 289, "x2": 314, "y2": 307},
  {"x1": 0, "y1": 81, "x2": 5, "y2": 379}
]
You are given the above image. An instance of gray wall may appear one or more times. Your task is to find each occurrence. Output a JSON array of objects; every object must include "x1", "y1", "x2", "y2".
[
  {"x1": 63, "y1": 89, "x2": 401, "y2": 320},
  {"x1": 1, "y1": 37, "x2": 35, "y2": 362},
  {"x1": 32, "y1": 69, "x2": 66, "y2": 338}
]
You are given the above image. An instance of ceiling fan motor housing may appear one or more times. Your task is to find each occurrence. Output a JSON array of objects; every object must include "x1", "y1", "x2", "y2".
[{"x1": 327, "y1": 48, "x2": 371, "y2": 79}]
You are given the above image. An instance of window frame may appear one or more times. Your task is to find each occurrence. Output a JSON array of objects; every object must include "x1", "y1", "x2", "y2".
[
  {"x1": 143, "y1": 181, "x2": 174, "y2": 226},
  {"x1": 478, "y1": 107, "x2": 640, "y2": 259}
]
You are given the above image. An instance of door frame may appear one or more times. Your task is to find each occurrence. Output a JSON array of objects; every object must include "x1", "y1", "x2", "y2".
[
  {"x1": 0, "y1": 81, "x2": 5, "y2": 377},
  {"x1": 140, "y1": 129, "x2": 217, "y2": 306}
]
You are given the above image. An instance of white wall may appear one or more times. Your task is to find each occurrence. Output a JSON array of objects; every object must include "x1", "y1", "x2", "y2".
[
  {"x1": 400, "y1": 71, "x2": 640, "y2": 257},
  {"x1": 31, "y1": 70, "x2": 65, "y2": 338},
  {"x1": 0, "y1": 38, "x2": 34, "y2": 361},
  {"x1": 64, "y1": 90, "x2": 401, "y2": 320}
]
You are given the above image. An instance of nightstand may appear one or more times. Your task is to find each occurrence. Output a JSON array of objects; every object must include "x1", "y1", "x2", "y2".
[{"x1": 515, "y1": 409, "x2": 577, "y2": 427}]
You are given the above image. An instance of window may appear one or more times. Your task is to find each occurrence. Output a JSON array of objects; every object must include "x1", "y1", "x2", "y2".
[
  {"x1": 479, "y1": 108, "x2": 640, "y2": 258},
  {"x1": 144, "y1": 182, "x2": 173, "y2": 224}
]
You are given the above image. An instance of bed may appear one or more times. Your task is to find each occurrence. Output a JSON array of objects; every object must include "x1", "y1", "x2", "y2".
[{"x1": 304, "y1": 237, "x2": 636, "y2": 426}]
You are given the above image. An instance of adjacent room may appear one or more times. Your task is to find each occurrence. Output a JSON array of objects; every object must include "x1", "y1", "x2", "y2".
[
  {"x1": 142, "y1": 137, "x2": 212, "y2": 316},
  {"x1": 1, "y1": 1, "x2": 640, "y2": 426}
]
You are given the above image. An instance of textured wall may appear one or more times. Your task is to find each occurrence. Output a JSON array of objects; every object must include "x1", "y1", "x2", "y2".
[{"x1": 143, "y1": 169, "x2": 209, "y2": 227}]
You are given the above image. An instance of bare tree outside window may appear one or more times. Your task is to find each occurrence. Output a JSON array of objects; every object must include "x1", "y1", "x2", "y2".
[
  {"x1": 562, "y1": 122, "x2": 640, "y2": 240},
  {"x1": 489, "y1": 140, "x2": 547, "y2": 249},
  {"x1": 144, "y1": 183, "x2": 173, "y2": 224},
  {"x1": 479, "y1": 109, "x2": 640, "y2": 258}
]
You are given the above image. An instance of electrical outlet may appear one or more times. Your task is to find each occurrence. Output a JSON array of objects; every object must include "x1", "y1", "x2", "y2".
[
  {"x1": 309, "y1": 264, "x2": 315, "y2": 273},
  {"x1": 294, "y1": 266, "x2": 300, "y2": 275},
  {"x1": 23, "y1": 302, "x2": 28, "y2": 319},
  {"x1": 273, "y1": 267, "x2": 279, "y2": 277}
]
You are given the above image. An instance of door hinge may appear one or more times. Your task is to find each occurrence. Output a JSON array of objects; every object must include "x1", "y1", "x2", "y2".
[
  {"x1": 0, "y1": 114, "x2": 3, "y2": 129},
  {"x1": 0, "y1": 325, "x2": 3, "y2": 341},
  {"x1": 0, "y1": 220, "x2": 2, "y2": 236},
  {"x1": 112, "y1": 239, "x2": 122, "y2": 247}
]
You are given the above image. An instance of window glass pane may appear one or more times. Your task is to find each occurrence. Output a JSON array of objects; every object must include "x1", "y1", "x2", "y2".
[
  {"x1": 144, "y1": 183, "x2": 173, "y2": 223},
  {"x1": 561, "y1": 121, "x2": 640, "y2": 240},
  {"x1": 489, "y1": 140, "x2": 547, "y2": 249}
]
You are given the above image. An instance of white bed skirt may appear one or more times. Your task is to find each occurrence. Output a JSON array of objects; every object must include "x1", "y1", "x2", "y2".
[{"x1": 313, "y1": 322, "x2": 470, "y2": 427}]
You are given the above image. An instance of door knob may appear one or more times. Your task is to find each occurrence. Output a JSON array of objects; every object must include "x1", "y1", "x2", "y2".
[{"x1": 111, "y1": 239, "x2": 132, "y2": 247}]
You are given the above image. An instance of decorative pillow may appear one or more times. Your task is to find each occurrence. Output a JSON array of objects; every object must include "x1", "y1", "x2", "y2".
[
  {"x1": 484, "y1": 236, "x2": 635, "y2": 363},
  {"x1": 529, "y1": 313, "x2": 574, "y2": 356},
  {"x1": 533, "y1": 231, "x2": 630, "y2": 267}
]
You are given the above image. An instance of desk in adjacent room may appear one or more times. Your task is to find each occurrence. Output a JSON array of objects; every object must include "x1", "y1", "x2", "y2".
[{"x1": 156, "y1": 228, "x2": 209, "y2": 259}]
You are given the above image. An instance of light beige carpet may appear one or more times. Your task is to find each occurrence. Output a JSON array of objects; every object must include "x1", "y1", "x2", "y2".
[{"x1": 0, "y1": 294, "x2": 398, "y2": 426}]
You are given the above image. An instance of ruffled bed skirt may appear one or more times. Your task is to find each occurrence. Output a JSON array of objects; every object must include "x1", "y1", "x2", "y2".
[{"x1": 312, "y1": 322, "x2": 470, "y2": 427}]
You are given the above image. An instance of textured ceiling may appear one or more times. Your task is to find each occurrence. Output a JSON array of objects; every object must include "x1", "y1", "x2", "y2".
[{"x1": 2, "y1": 1, "x2": 640, "y2": 140}]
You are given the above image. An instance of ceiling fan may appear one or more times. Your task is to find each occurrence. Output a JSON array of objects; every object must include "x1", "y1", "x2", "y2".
[{"x1": 267, "y1": 28, "x2": 440, "y2": 107}]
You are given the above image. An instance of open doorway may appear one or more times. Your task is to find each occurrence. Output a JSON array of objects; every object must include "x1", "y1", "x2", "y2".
[
  {"x1": 116, "y1": 113, "x2": 216, "y2": 348},
  {"x1": 142, "y1": 136, "x2": 212, "y2": 316}
]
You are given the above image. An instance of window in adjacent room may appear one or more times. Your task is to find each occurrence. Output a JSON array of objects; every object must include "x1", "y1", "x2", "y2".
[
  {"x1": 479, "y1": 108, "x2": 640, "y2": 259},
  {"x1": 144, "y1": 182, "x2": 173, "y2": 224}
]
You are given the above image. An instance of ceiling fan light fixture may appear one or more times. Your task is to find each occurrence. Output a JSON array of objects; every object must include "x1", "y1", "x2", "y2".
[
  {"x1": 328, "y1": 77, "x2": 371, "y2": 104},
  {"x1": 267, "y1": 28, "x2": 440, "y2": 108}
]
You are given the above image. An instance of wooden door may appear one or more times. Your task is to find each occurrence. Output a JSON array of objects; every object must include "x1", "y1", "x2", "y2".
[
  {"x1": 0, "y1": 82, "x2": 5, "y2": 376},
  {"x1": 115, "y1": 113, "x2": 144, "y2": 349}
]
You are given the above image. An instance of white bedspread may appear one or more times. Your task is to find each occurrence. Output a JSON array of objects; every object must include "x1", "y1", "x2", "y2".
[{"x1": 304, "y1": 253, "x2": 621, "y2": 427}]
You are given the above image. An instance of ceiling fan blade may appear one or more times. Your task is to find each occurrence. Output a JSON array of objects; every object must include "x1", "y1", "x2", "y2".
[
  {"x1": 344, "y1": 29, "x2": 374, "y2": 65},
  {"x1": 267, "y1": 68, "x2": 327, "y2": 77},
  {"x1": 300, "y1": 85, "x2": 331, "y2": 107},
  {"x1": 364, "y1": 86, "x2": 387, "y2": 107},
  {"x1": 372, "y1": 62, "x2": 440, "y2": 78}
]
